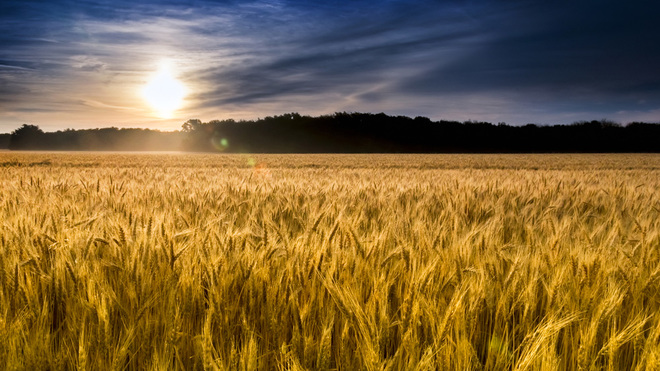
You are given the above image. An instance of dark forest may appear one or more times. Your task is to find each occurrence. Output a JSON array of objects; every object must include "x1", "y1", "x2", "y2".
[{"x1": 5, "y1": 112, "x2": 660, "y2": 152}]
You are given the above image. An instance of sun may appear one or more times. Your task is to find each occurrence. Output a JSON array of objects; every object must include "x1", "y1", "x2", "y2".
[{"x1": 142, "y1": 61, "x2": 187, "y2": 119}]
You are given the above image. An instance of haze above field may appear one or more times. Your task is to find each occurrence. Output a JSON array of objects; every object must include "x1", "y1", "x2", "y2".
[{"x1": 1, "y1": 1, "x2": 659, "y2": 132}]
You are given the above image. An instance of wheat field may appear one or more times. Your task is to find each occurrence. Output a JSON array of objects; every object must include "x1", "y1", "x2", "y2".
[{"x1": 1, "y1": 152, "x2": 659, "y2": 370}]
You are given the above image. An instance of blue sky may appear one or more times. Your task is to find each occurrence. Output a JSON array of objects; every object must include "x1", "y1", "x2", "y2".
[{"x1": 1, "y1": 0, "x2": 659, "y2": 131}]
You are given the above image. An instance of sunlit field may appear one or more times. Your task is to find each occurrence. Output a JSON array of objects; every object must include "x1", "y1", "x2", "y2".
[{"x1": 1, "y1": 153, "x2": 660, "y2": 370}]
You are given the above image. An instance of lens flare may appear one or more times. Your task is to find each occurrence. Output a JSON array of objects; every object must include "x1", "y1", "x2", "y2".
[{"x1": 211, "y1": 134, "x2": 229, "y2": 151}]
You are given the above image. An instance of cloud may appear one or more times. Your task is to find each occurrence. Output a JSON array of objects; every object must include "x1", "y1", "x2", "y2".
[
  {"x1": 0, "y1": 63, "x2": 34, "y2": 71},
  {"x1": 1, "y1": 0, "x2": 660, "y2": 130},
  {"x1": 71, "y1": 56, "x2": 107, "y2": 72},
  {"x1": 190, "y1": 1, "x2": 486, "y2": 109},
  {"x1": 81, "y1": 99, "x2": 143, "y2": 111}
]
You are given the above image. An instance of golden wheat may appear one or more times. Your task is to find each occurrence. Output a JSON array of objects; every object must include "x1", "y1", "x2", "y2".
[{"x1": 0, "y1": 152, "x2": 659, "y2": 370}]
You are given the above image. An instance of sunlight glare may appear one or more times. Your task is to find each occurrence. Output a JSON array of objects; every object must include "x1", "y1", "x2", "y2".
[{"x1": 142, "y1": 61, "x2": 187, "y2": 119}]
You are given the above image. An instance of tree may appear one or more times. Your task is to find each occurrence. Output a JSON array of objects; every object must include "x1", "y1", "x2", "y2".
[
  {"x1": 9, "y1": 124, "x2": 44, "y2": 149},
  {"x1": 182, "y1": 119, "x2": 202, "y2": 133}
]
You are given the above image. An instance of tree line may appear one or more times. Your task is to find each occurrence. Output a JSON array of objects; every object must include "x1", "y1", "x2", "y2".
[
  {"x1": 5, "y1": 125, "x2": 182, "y2": 151},
  {"x1": 4, "y1": 112, "x2": 660, "y2": 152}
]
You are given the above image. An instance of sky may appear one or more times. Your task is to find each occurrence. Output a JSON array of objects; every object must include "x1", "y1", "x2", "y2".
[{"x1": 1, "y1": 0, "x2": 659, "y2": 132}]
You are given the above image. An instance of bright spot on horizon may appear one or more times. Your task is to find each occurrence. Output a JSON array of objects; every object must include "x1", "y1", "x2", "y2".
[{"x1": 142, "y1": 61, "x2": 187, "y2": 119}]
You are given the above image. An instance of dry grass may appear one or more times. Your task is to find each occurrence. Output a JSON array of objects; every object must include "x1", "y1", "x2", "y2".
[{"x1": 1, "y1": 152, "x2": 659, "y2": 370}]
